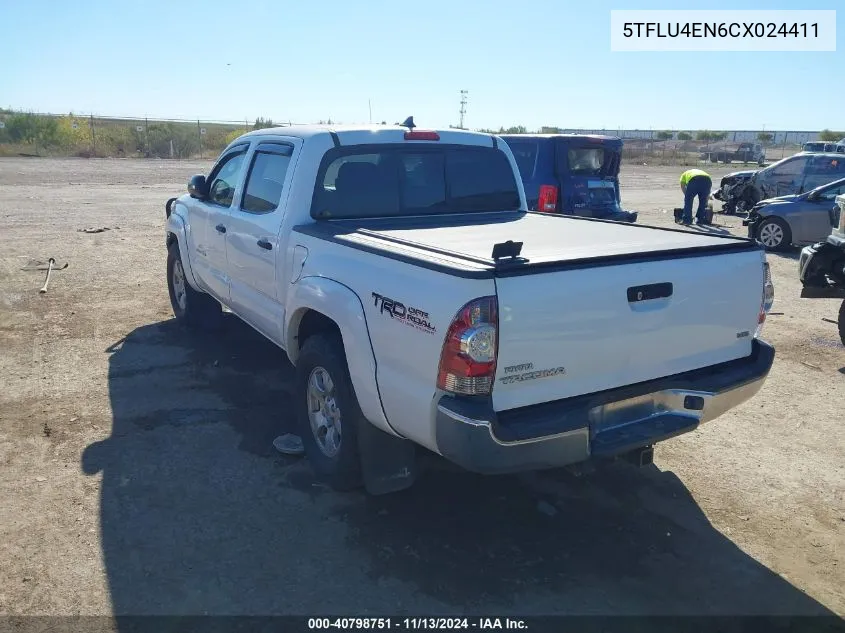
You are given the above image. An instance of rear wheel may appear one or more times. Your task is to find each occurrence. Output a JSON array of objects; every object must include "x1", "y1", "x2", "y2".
[
  {"x1": 295, "y1": 334, "x2": 363, "y2": 491},
  {"x1": 838, "y1": 299, "x2": 845, "y2": 346},
  {"x1": 756, "y1": 217, "x2": 792, "y2": 252},
  {"x1": 167, "y1": 242, "x2": 222, "y2": 329}
]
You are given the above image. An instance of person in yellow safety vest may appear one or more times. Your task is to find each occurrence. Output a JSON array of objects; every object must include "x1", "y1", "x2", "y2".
[{"x1": 679, "y1": 168, "x2": 712, "y2": 226}]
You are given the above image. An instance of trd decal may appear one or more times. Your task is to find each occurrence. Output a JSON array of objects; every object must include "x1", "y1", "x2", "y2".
[
  {"x1": 371, "y1": 292, "x2": 436, "y2": 334},
  {"x1": 500, "y1": 364, "x2": 566, "y2": 384}
]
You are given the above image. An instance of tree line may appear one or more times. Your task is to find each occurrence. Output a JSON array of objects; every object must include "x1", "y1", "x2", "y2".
[{"x1": 2, "y1": 110, "x2": 841, "y2": 157}]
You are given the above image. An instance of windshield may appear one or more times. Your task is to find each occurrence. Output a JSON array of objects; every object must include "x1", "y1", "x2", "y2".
[
  {"x1": 311, "y1": 145, "x2": 521, "y2": 219},
  {"x1": 567, "y1": 148, "x2": 606, "y2": 176},
  {"x1": 812, "y1": 178, "x2": 845, "y2": 200}
]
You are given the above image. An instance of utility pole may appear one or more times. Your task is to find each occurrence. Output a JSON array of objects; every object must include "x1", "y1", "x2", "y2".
[{"x1": 459, "y1": 90, "x2": 468, "y2": 130}]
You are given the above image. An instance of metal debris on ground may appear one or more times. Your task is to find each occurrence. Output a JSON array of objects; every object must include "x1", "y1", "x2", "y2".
[
  {"x1": 38, "y1": 257, "x2": 68, "y2": 294},
  {"x1": 21, "y1": 259, "x2": 69, "y2": 271}
]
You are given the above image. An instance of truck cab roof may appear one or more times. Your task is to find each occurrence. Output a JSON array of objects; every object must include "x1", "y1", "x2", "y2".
[
  {"x1": 239, "y1": 124, "x2": 499, "y2": 148},
  {"x1": 501, "y1": 133, "x2": 623, "y2": 148}
]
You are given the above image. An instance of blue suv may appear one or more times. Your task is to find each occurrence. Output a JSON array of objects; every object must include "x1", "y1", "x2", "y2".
[{"x1": 500, "y1": 134, "x2": 637, "y2": 222}]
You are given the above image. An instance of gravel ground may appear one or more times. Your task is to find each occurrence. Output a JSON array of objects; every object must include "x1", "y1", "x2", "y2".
[{"x1": 0, "y1": 157, "x2": 842, "y2": 619}]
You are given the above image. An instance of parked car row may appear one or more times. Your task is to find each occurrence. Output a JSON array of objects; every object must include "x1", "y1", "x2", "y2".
[{"x1": 715, "y1": 151, "x2": 845, "y2": 215}]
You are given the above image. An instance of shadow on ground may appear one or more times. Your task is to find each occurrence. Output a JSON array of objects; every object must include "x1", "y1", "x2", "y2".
[
  {"x1": 81, "y1": 317, "x2": 837, "y2": 616},
  {"x1": 769, "y1": 248, "x2": 802, "y2": 262}
]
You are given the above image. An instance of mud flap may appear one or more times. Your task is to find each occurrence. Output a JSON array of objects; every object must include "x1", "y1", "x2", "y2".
[{"x1": 357, "y1": 420, "x2": 417, "y2": 495}]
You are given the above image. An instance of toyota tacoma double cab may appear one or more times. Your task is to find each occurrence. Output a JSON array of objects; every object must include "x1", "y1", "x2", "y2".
[{"x1": 164, "y1": 120, "x2": 776, "y2": 495}]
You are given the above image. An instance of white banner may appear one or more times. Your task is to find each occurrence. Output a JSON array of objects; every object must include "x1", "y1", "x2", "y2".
[{"x1": 611, "y1": 10, "x2": 836, "y2": 52}]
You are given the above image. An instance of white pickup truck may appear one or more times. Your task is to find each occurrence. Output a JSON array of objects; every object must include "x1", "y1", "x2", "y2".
[{"x1": 164, "y1": 122, "x2": 776, "y2": 495}]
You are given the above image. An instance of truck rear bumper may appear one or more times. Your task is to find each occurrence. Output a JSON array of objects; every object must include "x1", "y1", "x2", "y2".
[{"x1": 434, "y1": 339, "x2": 775, "y2": 475}]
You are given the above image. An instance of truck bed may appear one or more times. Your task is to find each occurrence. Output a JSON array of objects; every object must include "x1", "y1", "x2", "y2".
[{"x1": 293, "y1": 211, "x2": 757, "y2": 278}]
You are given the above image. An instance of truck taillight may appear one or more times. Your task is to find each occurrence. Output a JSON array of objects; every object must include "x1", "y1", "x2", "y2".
[
  {"x1": 756, "y1": 262, "x2": 774, "y2": 337},
  {"x1": 537, "y1": 185, "x2": 558, "y2": 212},
  {"x1": 437, "y1": 296, "x2": 498, "y2": 396}
]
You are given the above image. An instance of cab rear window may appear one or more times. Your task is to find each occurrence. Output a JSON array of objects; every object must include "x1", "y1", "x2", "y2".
[{"x1": 311, "y1": 145, "x2": 521, "y2": 219}]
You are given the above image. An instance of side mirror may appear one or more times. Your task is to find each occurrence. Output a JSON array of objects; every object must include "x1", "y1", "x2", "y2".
[{"x1": 187, "y1": 174, "x2": 208, "y2": 199}]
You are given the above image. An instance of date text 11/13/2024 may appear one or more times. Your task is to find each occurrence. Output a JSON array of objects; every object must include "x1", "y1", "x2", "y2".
[{"x1": 308, "y1": 617, "x2": 528, "y2": 630}]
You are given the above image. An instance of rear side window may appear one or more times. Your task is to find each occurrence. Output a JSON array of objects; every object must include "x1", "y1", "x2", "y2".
[
  {"x1": 311, "y1": 145, "x2": 520, "y2": 219},
  {"x1": 803, "y1": 156, "x2": 845, "y2": 190},
  {"x1": 241, "y1": 144, "x2": 293, "y2": 213},
  {"x1": 507, "y1": 142, "x2": 538, "y2": 178}
]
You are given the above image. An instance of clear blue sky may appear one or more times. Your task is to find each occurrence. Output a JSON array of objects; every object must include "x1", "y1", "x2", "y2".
[{"x1": 1, "y1": 0, "x2": 842, "y2": 131}]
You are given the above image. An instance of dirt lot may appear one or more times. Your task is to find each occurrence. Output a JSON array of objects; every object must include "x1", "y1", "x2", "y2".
[{"x1": 0, "y1": 157, "x2": 843, "y2": 618}]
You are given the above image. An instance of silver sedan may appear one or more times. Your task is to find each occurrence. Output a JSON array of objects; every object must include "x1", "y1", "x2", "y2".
[{"x1": 743, "y1": 177, "x2": 845, "y2": 251}]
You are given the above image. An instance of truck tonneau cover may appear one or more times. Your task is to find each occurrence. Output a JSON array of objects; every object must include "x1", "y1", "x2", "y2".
[{"x1": 294, "y1": 212, "x2": 757, "y2": 279}]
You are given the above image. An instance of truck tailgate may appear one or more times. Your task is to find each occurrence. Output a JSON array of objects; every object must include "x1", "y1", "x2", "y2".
[
  {"x1": 302, "y1": 213, "x2": 765, "y2": 413},
  {"x1": 492, "y1": 249, "x2": 765, "y2": 411}
]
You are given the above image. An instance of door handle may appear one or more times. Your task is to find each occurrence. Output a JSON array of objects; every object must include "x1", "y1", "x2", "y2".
[
  {"x1": 627, "y1": 282, "x2": 673, "y2": 302},
  {"x1": 215, "y1": 224, "x2": 227, "y2": 234},
  {"x1": 257, "y1": 239, "x2": 273, "y2": 251}
]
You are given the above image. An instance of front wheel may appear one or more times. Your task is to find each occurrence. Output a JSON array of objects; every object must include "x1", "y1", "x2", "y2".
[
  {"x1": 167, "y1": 242, "x2": 222, "y2": 329},
  {"x1": 756, "y1": 217, "x2": 792, "y2": 252},
  {"x1": 838, "y1": 299, "x2": 845, "y2": 346},
  {"x1": 295, "y1": 334, "x2": 363, "y2": 491}
]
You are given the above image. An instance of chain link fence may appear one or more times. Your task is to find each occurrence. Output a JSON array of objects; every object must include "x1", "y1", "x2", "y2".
[
  {"x1": 542, "y1": 127, "x2": 821, "y2": 166},
  {"x1": 0, "y1": 111, "x2": 311, "y2": 159},
  {"x1": 0, "y1": 111, "x2": 825, "y2": 166}
]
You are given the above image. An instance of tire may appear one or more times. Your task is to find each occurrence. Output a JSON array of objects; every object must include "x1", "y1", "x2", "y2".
[
  {"x1": 838, "y1": 299, "x2": 845, "y2": 346},
  {"x1": 756, "y1": 217, "x2": 792, "y2": 252},
  {"x1": 166, "y1": 242, "x2": 222, "y2": 329},
  {"x1": 295, "y1": 334, "x2": 363, "y2": 491}
]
